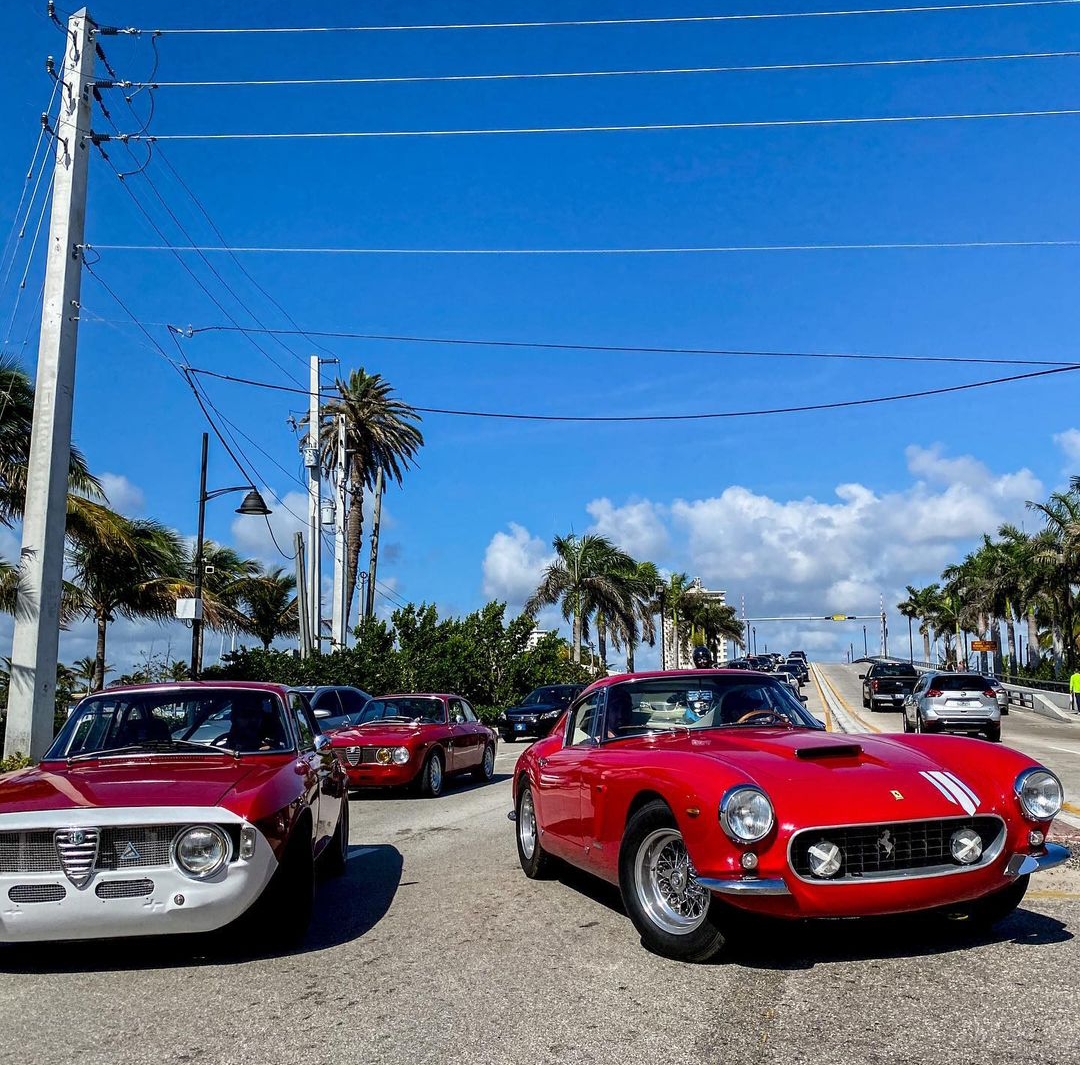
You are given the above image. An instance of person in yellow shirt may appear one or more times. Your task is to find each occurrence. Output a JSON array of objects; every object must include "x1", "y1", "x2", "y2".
[{"x1": 1070, "y1": 670, "x2": 1080, "y2": 714}]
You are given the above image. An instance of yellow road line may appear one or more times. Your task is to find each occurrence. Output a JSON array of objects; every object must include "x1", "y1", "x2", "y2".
[
  {"x1": 817, "y1": 666, "x2": 884, "y2": 734},
  {"x1": 1027, "y1": 890, "x2": 1080, "y2": 901},
  {"x1": 1064, "y1": 802, "x2": 1080, "y2": 817},
  {"x1": 810, "y1": 666, "x2": 834, "y2": 733}
]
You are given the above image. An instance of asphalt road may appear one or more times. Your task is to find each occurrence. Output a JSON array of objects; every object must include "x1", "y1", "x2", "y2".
[{"x1": 1, "y1": 673, "x2": 1078, "y2": 1065}]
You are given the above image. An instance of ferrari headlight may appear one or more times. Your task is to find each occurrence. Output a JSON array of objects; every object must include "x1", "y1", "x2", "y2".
[
  {"x1": 174, "y1": 825, "x2": 229, "y2": 879},
  {"x1": 719, "y1": 786, "x2": 774, "y2": 843},
  {"x1": 392, "y1": 746, "x2": 410, "y2": 765},
  {"x1": 1015, "y1": 769, "x2": 1063, "y2": 820}
]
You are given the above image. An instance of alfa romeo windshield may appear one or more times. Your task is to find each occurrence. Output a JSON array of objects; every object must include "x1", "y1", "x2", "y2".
[
  {"x1": 46, "y1": 688, "x2": 293, "y2": 759},
  {"x1": 358, "y1": 697, "x2": 446, "y2": 724}
]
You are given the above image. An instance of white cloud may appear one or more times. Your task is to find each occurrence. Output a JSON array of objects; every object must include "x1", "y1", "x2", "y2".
[
  {"x1": 229, "y1": 489, "x2": 308, "y2": 566},
  {"x1": 98, "y1": 473, "x2": 144, "y2": 515},
  {"x1": 1054, "y1": 429, "x2": 1080, "y2": 471},
  {"x1": 482, "y1": 523, "x2": 553, "y2": 606},
  {"x1": 586, "y1": 497, "x2": 669, "y2": 559},
  {"x1": 492, "y1": 444, "x2": 1045, "y2": 662}
]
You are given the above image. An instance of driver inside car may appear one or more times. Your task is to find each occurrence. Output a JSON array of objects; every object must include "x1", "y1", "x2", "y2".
[
  {"x1": 224, "y1": 696, "x2": 288, "y2": 751},
  {"x1": 719, "y1": 687, "x2": 777, "y2": 725}
]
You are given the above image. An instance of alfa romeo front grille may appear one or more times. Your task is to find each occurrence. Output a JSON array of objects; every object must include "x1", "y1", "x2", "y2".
[
  {"x1": 790, "y1": 816, "x2": 1005, "y2": 882},
  {"x1": 0, "y1": 831, "x2": 62, "y2": 874},
  {"x1": 95, "y1": 878, "x2": 155, "y2": 899},
  {"x1": 341, "y1": 747, "x2": 384, "y2": 766},
  {"x1": 8, "y1": 884, "x2": 66, "y2": 903},
  {"x1": 97, "y1": 827, "x2": 173, "y2": 870}
]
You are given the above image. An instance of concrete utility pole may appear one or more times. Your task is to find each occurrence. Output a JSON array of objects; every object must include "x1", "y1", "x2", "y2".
[
  {"x1": 330, "y1": 413, "x2": 348, "y2": 648},
  {"x1": 5, "y1": 10, "x2": 95, "y2": 760},
  {"x1": 294, "y1": 531, "x2": 311, "y2": 657},
  {"x1": 305, "y1": 356, "x2": 322, "y2": 650},
  {"x1": 365, "y1": 467, "x2": 384, "y2": 622}
]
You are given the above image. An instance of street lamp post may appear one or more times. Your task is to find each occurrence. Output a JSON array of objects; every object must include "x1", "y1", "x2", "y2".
[
  {"x1": 863, "y1": 626, "x2": 868, "y2": 657},
  {"x1": 189, "y1": 433, "x2": 272, "y2": 679}
]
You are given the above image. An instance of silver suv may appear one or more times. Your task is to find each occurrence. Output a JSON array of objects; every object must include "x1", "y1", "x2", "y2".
[{"x1": 902, "y1": 671, "x2": 1001, "y2": 742}]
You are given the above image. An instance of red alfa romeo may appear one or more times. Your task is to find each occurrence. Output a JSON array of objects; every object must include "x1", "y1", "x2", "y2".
[
  {"x1": 330, "y1": 693, "x2": 497, "y2": 797},
  {"x1": 511, "y1": 670, "x2": 1069, "y2": 962},
  {"x1": 0, "y1": 682, "x2": 348, "y2": 945}
]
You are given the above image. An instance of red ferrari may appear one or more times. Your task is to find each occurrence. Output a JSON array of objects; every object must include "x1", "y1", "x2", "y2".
[
  {"x1": 511, "y1": 670, "x2": 1069, "y2": 962},
  {"x1": 0, "y1": 682, "x2": 348, "y2": 945},
  {"x1": 330, "y1": 693, "x2": 497, "y2": 797}
]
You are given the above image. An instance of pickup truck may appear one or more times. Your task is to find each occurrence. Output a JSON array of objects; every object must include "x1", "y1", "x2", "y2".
[{"x1": 859, "y1": 662, "x2": 919, "y2": 711}]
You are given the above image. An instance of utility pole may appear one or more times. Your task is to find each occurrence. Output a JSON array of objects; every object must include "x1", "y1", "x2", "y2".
[
  {"x1": 330, "y1": 413, "x2": 348, "y2": 648},
  {"x1": 5, "y1": 10, "x2": 95, "y2": 760},
  {"x1": 294, "y1": 531, "x2": 311, "y2": 657},
  {"x1": 365, "y1": 466, "x2": 384, "y2": 622},
  {"x1": 305, "y1": 356, "x2": 322, "y2": 651}
]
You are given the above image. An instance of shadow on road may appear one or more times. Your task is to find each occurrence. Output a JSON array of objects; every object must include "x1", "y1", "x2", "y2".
[
  {"x1": 725, "y1": 905, "x2": 1072, "y2": 970},
  {"x1": 0, "y1": 843, "x2": 403, "y2": 972}
]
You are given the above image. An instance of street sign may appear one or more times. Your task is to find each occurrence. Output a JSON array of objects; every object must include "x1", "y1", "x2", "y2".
[{"x1": 971, "y1": 640, "x2": 998, "y2": 652}]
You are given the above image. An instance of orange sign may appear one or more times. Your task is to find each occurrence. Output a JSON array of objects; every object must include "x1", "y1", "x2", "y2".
[{"x1": 971, "y1": 640, "x2": 998, "y2": 652}]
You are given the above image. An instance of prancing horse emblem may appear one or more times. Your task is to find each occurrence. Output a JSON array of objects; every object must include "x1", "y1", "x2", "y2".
[{"x1": 877, "y1": 829, "x2": 895, "y2": 858}]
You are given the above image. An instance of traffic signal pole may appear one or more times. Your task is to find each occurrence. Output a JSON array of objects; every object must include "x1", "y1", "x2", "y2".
[{"x1": 5, "y1": 10, "x2": 95, "y2": 759}]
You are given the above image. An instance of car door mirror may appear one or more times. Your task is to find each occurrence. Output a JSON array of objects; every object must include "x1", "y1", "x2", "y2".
[
  {"x1": 858, "y1": 674, "x2": 866, "y2": 680},
  {"x1": 313, "y1": 734, "x2": 331, "y2": 752}
]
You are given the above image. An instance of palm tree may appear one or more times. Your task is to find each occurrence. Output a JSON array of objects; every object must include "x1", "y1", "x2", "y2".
[
  {"x1": 610, "y1": 559, "x2": 661, "y2": 672},
  {"x1": 525, "y1": 534, "x2": 635, "y2": 665},
  {"x1": 680, "y1": 595, "x2": 745, "y2": 661},
  {"x1": 314, "y1": 368, "x2": 424, "y2": 631},
  {"x1": 67, "y1": 516, "x2": 189, "y2": 690},
  {"x1": 239, "y1": 564, "x2": 298, "y2": 649}
]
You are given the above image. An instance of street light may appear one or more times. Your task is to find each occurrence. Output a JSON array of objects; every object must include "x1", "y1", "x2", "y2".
[{"x1": 189, "y1": 433, "x2": 272, "y2": 679}]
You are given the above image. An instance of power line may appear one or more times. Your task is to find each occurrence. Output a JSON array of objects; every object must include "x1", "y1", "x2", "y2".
[
  {"x1": 97, "y1": 108, "x2": 1080, "y2": 141},
  {"x1": 85, "y1": 239, "x2": 1080, "y2": 256},
  {"x1": 184, "y1": 363, "x2": 1080, "y2": 422},
  {"x1": 108, "y1": 1, "x2": 1080, "y2": 35},
  {"x1": 169, "y1": 323, "x2": 1077, "y2": 367},
  {"x1": 108, "y1": 49, "x2": 1080, "y2": 88}
]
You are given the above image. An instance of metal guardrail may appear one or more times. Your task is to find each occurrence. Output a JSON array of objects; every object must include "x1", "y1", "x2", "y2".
[{"x1": 862, "y1": 654, "x2": 1071, "y2": 693}]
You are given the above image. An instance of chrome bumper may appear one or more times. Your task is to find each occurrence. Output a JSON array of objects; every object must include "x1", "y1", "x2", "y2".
[
  {"x1": 697, "y1": 876, "x2": 791, "y2": 897},
  {"x1": 1005, "y1": 842, "x2": 1071, "y2": 878}
]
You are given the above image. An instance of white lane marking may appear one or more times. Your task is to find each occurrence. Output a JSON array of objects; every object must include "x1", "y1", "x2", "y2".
[{"x1": 1045, "y1": 745, "x2": 1080, "y2": 754}]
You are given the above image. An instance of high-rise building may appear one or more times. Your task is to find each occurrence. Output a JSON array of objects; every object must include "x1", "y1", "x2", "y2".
[{"x1": 660, "y1": 578, "x2": 729, "y2": 669}]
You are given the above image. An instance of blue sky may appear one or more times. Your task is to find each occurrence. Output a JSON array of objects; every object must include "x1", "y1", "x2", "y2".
[{"x1": 1, "y1": 0, "x2": 1079, "y2": 670}]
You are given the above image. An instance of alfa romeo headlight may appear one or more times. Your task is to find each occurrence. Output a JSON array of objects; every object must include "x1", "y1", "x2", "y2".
[
  {"x1": 719, "y1": 786, "x2": 775, "y2": 843},
  {"x1": 392, "y1": 746, "x2": 410, "y2": 765},
  {"x1": 175, "y1": 825, "x2": 229, "y2": 879},
  {"x1": 1015, "y1": 769, "x2": 1063, "y2": 821}
]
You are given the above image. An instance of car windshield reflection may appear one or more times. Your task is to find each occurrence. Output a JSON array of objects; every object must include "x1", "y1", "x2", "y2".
[
  {"x1": 357, "y1": 697, "x2": 446, "y2": 725},
  {"x1": 47, "y1": 688, "x2": 293, "y2": 759},
  {"x1": 601, "y1": 677, "x2": 822, "y2": 740}
]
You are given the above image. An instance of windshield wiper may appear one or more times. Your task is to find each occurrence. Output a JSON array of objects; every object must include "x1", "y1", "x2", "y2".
[{"x1": 67, "y1": 739, "x2": 219, "y2": 762}]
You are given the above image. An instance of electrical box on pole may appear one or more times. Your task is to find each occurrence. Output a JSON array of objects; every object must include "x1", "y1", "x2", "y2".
[{"x1": 5, "y1": 10, "x2": 95, "y2": 759}]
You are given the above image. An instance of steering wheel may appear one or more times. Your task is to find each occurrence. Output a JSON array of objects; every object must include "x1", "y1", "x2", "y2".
[{"x1": 735, "y1": 710, "x2": 782, "y2": 726}]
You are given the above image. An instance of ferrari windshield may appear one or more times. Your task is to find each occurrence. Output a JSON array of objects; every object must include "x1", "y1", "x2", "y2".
[
  {"x1": 358, "y1": 697, "x2": 446, "y2": 724},
  {"x1": 601, "y1": 676, "x2": 823, "y2": 739},
  {"x1": 46, "y1": 688, "x2": 293, "y2": 758}
]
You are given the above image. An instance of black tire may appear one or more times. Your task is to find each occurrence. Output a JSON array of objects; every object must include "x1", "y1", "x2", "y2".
[
  {"x1": 419, "y1": 749, "x2": 445, "y2": 798},
  {"x1": 515, "y1": 781, "x2": 555, "y2": 879},
  {"x1": 862, "y1": 692, "x2": 870, "y2": 709},
  {"x1": 242, "y1": 824, "x2": 314, "y2": 949},
  {"x1": 317, "y1": 794, "x2": 349, "y2": 877},
  {"x1": 984, "y1": 724, "x2": 1002, "y2": 743},
  {"x1": 914, "y1": 712, "x2": 924, "y2": 734},
  {"x1": 502, "y1": 733, "x2": 515, "y2": 744},
  {"x1": 618, "y1": 800, "x2": 728, "y2": 962},
  {"x1": 902, "y1": 710, "x2": 912, "y2": 733},
  {"x1": 945, "y1": 875, "x2": 1028, "y2": 930},
  {"x1": 473, "y1": 742, "x2": 496, "y2": 782}
]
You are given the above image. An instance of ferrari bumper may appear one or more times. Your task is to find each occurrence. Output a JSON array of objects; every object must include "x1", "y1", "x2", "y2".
[{"x1": 1005, "y1": 842, "x2": 1071, "y2": 877}]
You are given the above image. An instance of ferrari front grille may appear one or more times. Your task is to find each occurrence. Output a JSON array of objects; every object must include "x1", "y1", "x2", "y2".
[{"x1": 790, "y1": 816, "x2": 1005, "y2": 882}]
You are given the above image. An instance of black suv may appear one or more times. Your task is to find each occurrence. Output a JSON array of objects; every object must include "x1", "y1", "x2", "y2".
[
  {"x1": 859, "y1": 662, "x2": 919, "y2": 711},
  {"x1": 499, "y1": 684, "x2": 587, "y2": 743}
]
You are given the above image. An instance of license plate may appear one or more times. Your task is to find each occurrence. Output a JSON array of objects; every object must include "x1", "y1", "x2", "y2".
[{"x1": 514, "y1": 722, "x2": 526, "y2": 732}]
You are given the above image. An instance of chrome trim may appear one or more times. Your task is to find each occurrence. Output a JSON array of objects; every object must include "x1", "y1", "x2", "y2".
[
  {"x1": 697, "y1": 876, "x2": 790, "y2": 896},
  {"x1": 1005, "y1": 843, "x2": 1071, "y2": 877},
  {"x1": 172, "y1": 824, "x2": 231, "y2": 880},
  {"x1": 1013, "y1": 767, "x2": 1064, "y2": 821},
  {"x1": 718, "y1": 784, "x2": 774, "y2": 844},
  {"x1": 786, "y1": 814, "x2": 1007, "y2": 885}
]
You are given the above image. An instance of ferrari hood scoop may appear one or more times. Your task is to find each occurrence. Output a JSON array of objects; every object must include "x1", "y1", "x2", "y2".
[{"x1": 795, "y1": 743, "x2": 863, "y2": 760}]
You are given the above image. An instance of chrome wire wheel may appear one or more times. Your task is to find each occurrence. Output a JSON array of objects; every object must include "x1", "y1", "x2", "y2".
[
  {"x1": 633, "y1": 828, "x2": 710, "y2": 936},
  {"x1": 519, "y1": 788, "x2": 538, "y2": 860}
]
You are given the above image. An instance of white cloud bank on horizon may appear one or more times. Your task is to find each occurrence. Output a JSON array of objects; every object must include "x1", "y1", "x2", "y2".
[{"x1": 481, "y1": 441, "x2": 1051, "y2": 663}]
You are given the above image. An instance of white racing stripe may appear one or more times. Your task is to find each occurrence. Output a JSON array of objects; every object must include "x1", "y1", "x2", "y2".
[{"x1": 920, "y1": 770, "x2": 980, "y2": 815}]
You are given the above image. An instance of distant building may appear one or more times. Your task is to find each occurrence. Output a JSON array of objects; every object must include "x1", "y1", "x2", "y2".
[
  {"x1": 661, "y1": 578, "x2": 729, "y2": 670},
  {"x1": 526, "y1": 628, "x2": 556, "y2": 652}
]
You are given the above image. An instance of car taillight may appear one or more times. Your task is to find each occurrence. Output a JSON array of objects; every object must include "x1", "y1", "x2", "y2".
[
  {"x1": 870, "y1": 680, "x2": 879, "y2": 691},
  {"x1": 984, "y1": 690, "x2": 997, "y2": 698},
  {"x1": 926, "y1": 688, "x2": 942, "y2": 697}
]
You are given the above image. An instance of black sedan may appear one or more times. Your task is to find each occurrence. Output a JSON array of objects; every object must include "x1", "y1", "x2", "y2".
[{"x1": 498, "y1": 684, "x2": 586, "y2": 743}]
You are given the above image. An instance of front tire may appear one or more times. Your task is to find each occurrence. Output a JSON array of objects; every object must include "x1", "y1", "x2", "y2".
[
  {"x1": 419, "y1": 750, "x2": 445, "y2": 797},
  {"x1": 242, "y1": 825, "x2": 314, "y2": 950},
  {"x1": 619, "y1": 800, "x2": 727, "y2": 962},
  {"x1": 516, "y1": 781, "x2": 554, "y2": 879},
  {"x1": 317, "y1": 794, "x2": 349, "y2": 877},
  {"x1": 946, "y1": 875, "x2": 1029, "y2": 929}
]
